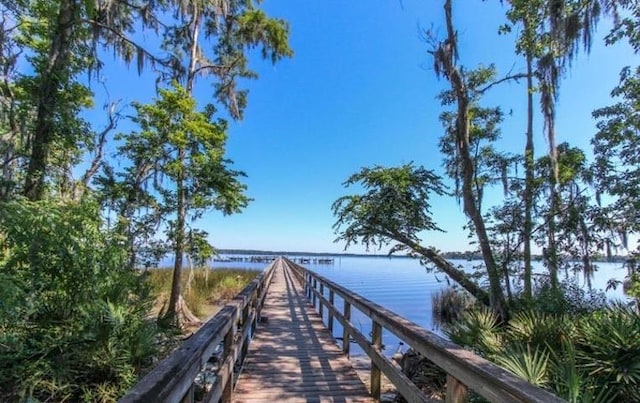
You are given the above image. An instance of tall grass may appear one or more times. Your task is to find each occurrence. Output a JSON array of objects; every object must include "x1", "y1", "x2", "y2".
[
  {"x1": 146, "y1": 267, "x2": 260, "y2": 318},
  {"x1": 431, "y1": 288, "x2": 476, "y2": 327}
]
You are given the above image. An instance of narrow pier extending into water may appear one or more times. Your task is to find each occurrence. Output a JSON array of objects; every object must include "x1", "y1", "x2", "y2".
[
  {"x1": 219, "y1": 255, "x2": 335, "y2": 265},
  {"x1": 121, "y1": 257, "x2": 565, "y2": 403},
  {"x1": 233, "y1": 260, "x2": 372, "y2": 402}
]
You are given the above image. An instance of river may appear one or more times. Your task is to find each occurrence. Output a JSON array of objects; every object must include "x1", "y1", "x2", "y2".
[{"x1": 211, "y1": 255, "x2": 630, "y2": 356}]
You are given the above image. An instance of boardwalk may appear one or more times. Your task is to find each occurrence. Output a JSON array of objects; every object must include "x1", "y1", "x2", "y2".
[
  {"x1": 121, "y1": 257, "x2": 565, "y2": 403},
  {"x1": 233, "y1": 260, "x2": 373, "y2": 403}
]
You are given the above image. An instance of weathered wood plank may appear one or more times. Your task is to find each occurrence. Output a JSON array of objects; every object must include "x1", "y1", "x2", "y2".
[
  {"x1": 120, "y1": 260, "x2": 277, "y2": 403},
  {"x1": 288, "y1": 258, "x2": 566, "y2": 403},
  {"x1": 233, "y1": 261, "x2": 372, "y2": 402}
]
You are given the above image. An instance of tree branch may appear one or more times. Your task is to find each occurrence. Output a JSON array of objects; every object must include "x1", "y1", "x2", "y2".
[
  {"x1": 80, "y1": 101, "x2": 121, "y2": 190},
  {"x1": 478, "y1": 72, "x2": 529, "y2": 94}
]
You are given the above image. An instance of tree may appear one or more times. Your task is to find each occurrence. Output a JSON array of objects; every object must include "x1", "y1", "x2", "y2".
[
  {"x1": 430, "y1": 0, "x2": 509, "y2": 319},
  {"x1": 590, "y1": 1, "x2": 640, "y2": 296},
  {"x1": 536, "y1": 143, "x2": 603, "y2": 284},
  {"x1": 0, "y1": 0, "x2": 166, "y2": 201},
  {"x1": 121, "y1": 83, "x2": 249, "y2": 327},
  {"x1": 502, "y1": 0, "x2": 544, "y2": 298},
  {"x1": 137, "y1": 0, "x2": 291, "y2": 326},
  {"x1": 0, "y1": 8, "x2": 25, "y2": 200},
  {"x1": 501, "y1": 0, "x2": 611, "y2": 290},
  {"x1": 332, "y1": 164, "x2": 492, "y2": 305},
  {"x1": 161, "y1": 0, "x2": 293, "y2": 118},
  {"x1": 593, "y1": 67, "x2": 640, "y2": 239}
]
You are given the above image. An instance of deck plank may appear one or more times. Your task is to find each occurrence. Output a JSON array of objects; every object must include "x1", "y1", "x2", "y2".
[{"x1": 233, "y1": 259, "x2": 374, "y2": 403}]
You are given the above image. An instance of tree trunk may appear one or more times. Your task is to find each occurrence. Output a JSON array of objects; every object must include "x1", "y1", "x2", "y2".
[
  {"x1": 185, "y1": 6, "x2": 200, "y2": 94},
  {"x1": 164, "y1": 148, "x2": 199, "y2": 327},
  {"x1": 547, "y1": 191, "x2": 560, "y2": 289},
  {"x1": 392, "y1": 232, "x2": 491, "y2": 306},
  {"x1": 24, "y1": 0, "x2": 75, "y2": 200},
  {"x1": 542, "y1": 80, "x2": 560, "y2": 289},
  {"x1": 523, "y1": 46, "x2": 534, "y2": 299},
  {"x1": 161, "y1": 4, "x2": 202, "y2": 329},
  {"x1": 441, "y1": 0, "x2": 509, "y2": 321}
]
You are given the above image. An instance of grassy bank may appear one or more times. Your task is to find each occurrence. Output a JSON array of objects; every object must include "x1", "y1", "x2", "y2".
[{"x1": 147, "y1": 267, "x2": 260, "y2": 319}]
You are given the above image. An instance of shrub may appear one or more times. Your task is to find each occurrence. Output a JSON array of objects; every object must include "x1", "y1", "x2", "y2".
[
  {"x1": 431, "y1": 288, "x2": 475, "y2": 326},
  {"x1": 0, "y1": 200, "x2": 158, "y2": 401},
  {"x1": 444, "y1": 307, "x2": 502, "y2": 357},
  {"x1": 575, "y1": 306, "x2": 640, "y2": 401},
  {"x1": 446, "y1": 303, "x2": 640, "y2": 402},
  {"x1": 512, "y1": 277, "x2": 607, "y2": 315}
]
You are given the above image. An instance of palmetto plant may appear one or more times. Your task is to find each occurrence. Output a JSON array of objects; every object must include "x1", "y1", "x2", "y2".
[
  {"x1": 445, "y1": 307, "x2": 502, "y2": 357},
  {"x1": 507, "y1": 310, "x2": 575, "y2": 352},
  {"x1": 446, "y1": 304, "x2": 640, "y2": 402},
  {"x1": 575, "y1": 306, "x2": 640, "y2": 401},
  {"x1": 549, "y1": 339, "x2": 617, "y2": 403},
  {"x1": 494, "y1": 345, "x2": 550, "y2": 387}
]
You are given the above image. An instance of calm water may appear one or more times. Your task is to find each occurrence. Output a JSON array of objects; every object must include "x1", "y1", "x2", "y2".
[{"x1": 212, "y1": 255, "x2": 630, "y2": 356}]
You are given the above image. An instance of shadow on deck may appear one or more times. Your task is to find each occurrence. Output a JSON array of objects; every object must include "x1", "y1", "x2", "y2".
[{"x1": 233, "y1": 260, "x2": 373, "y2": 402}]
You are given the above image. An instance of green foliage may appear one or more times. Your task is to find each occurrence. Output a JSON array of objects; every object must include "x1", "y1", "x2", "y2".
[
  {"x1": 147, "y1": 267, "x2": 259, "y2": 317},
  {"x1": 592, "y1": 66, "x2": 640, "y2": 235},
  {"x1": 439, "y1": 104, "x2": 516, "y2": 207},
  {"x1": 447, "y1": 302, "x2": 640, "y2": 402},
  {"x1": 604, "y1": 0, "x2": 640, "y2": 52},
  {"x1": 515, "y1": 277, "x2": 608, "y2": 316},
  {"x1": 575, "y1": 306, "x2": 640, "y2": 401},
  {"x1": 445, "y1": 307, "x2": 502, "y2": 356},
  {"x1": 0, "y1": 199, "x2": 158, "y2": 401},
  {"x1": 494, "y1": 345, "x2": 550, "y2": 387},
  {"x1": 507, "y1": 311, "x2": 574, "y2": 351},
  {"x1": 332, "y1": 163, "x2": 447, "y2": 251},
  {"x1": 120, "y1": 82, "x2": 250, "y2": 233}
]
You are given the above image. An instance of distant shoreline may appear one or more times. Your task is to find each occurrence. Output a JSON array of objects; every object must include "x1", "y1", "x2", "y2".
[{"x1": 216, "y1": 249, "x2": 631, "y2": 263}]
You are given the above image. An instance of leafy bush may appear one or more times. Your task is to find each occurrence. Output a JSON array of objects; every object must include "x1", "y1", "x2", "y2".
[
  {"x1": 513, "y1": 277, "x2": 607, "y2": 315},
  {"x1": 446, "y1": 304, "x2": 640, "y2": 402},
  {"x1": 494, "y1": 345, "x2": 550, "y2": 387},
  {"x1": 507, "y1": 311, "x2": 575, "y2": 352},
  {"x1": 445, "y1": 307, "x2": 502, "y2": 356},
  {"x1": 575, "y1": 306, "x2": 640, "y2": 401},
  {"x1": 0, "y1": 200, "x2": 158, "y2": 401}
]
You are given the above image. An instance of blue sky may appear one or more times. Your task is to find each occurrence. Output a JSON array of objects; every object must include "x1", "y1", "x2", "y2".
[{"x1": 98, "y1": 1, "x2": 637, "y2": 254}]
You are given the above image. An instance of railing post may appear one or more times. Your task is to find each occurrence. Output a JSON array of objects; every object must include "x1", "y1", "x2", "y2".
[
  {"x1": 343, "y1": 300, "x2": 351, "y2": 357},
  {"x1": 328, "y1": 290, "x2": 335, "y2": 333},
  {"x1": 319, "y1": 283, "x2": 324, "y2": 319},
  {"x1": 312, "y1": 278, "x2": 317, "y2": 307},
  {"x1": 221, "y1": 317, "x2": 236, "y2": 403},
  {"x1": 251, "y1": 293, "x2": 258, "y2": 336},
  {"x1": 446, "y1": 374, "x2": 468, "y2": 403},
  {"x1": 306, "y1": 273, "x2": 312, "y2": 300},
  {"x1": 180, "y1": 385, "x2": 194, "y2": 403},
  {"x1": 303, "y1": 272, "x2": 308, "y2": 297},
  {"x1": 240, "y1": 300, "x2": 251, "y2": 361},
  {"x1": 371, "y1": 320, "x2": 382, "y2": 400}
]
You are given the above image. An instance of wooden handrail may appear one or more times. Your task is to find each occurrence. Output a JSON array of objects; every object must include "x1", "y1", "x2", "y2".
[
  {"x1": 120, "y1": 260, "x2": 277, "y2": 403},
  {"x1": 284, "y1": 257, "x2": 565, "y2": 403}
]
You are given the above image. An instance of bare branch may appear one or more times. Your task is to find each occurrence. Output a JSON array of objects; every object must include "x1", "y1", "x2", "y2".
[
  {"x1": 80, "y1": 101, "x2": 122, "y2": 190},
  {"x1": 478, "y1": 72, "x2": 528, "y2": 94}
]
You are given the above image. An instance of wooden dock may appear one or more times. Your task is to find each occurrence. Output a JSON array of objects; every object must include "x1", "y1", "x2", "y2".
[
  {"x1": 121, "y1": 257, "x2": 565, "y2": 403},
  {"x1": 233, "y1": 260, "x2": 373, "y2": 402}
]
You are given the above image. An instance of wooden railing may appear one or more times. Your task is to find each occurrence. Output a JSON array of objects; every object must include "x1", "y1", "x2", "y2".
[
  {"x1": 284, "y1": 257, "x2": 565, "y2": 403},
  {"x1": 119, "y1": 260, "x2": 277, "y2": 403}
]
